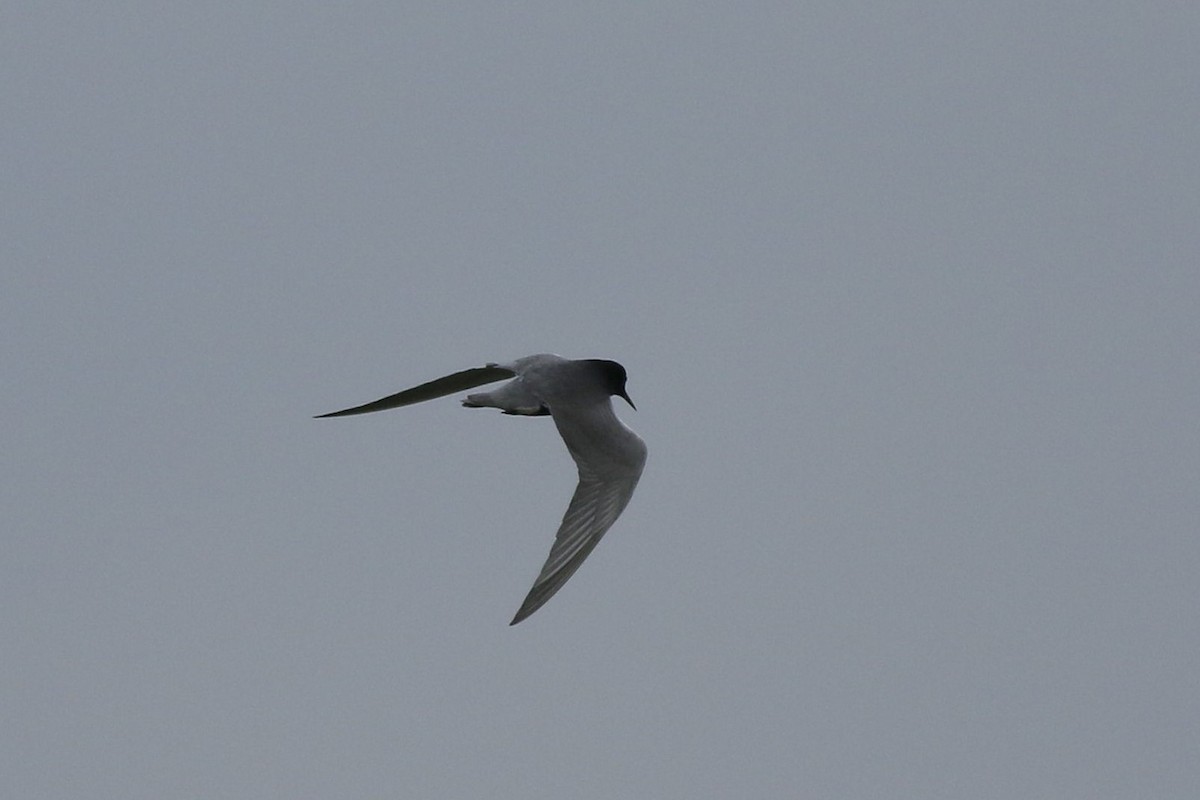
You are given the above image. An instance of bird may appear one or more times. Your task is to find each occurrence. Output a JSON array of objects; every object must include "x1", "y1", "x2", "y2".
[{"x1": 316, "y1": 353, "x2": 647, "y2": 625}]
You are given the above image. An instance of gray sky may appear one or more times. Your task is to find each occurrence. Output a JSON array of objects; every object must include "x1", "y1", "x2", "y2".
[{"x1": 4, "y1": 3, "x2": 1198, "y2": 798}]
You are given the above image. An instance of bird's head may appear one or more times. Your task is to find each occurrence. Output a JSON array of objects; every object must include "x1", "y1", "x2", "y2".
[{"x1": 589, "y1": 359, "x2": 636, "y2": 410}]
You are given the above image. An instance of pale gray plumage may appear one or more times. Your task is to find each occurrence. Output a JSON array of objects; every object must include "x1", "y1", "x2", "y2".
[{"x1": 316, "y1": 354, "x2": 647, "y2": 625}]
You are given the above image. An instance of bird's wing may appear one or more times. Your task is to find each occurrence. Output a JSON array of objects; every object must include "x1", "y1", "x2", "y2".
[
  {"x1": 315, "y1": 365, "x2": 515, "y2": 418},
  {"x1": 510, "y1": 406, "x2": 646, "y2": 624}
]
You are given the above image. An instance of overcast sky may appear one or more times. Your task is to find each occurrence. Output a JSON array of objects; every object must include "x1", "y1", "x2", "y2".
[{"x1": 4, "y1": 3, "x2": 1198, "y2": 798}]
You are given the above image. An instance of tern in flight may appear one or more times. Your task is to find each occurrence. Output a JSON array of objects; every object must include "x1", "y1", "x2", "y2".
[{"x1": 316, "y1": 354, "x2": 647, "y2": 625}]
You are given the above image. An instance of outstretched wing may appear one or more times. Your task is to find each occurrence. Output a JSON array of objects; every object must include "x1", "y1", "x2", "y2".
[
  {"x1": 315, "y1": 365, "x2": 514, "y2": 418},
  {"x1": 510, "y1": 404, "x2": 647, "y2": 625}
]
